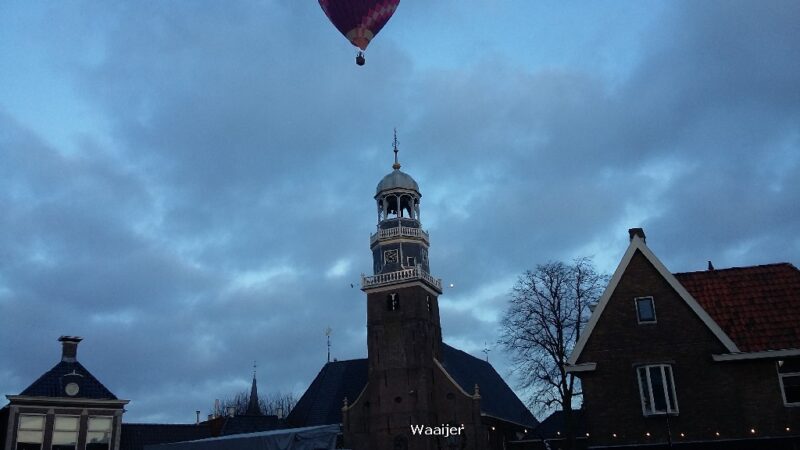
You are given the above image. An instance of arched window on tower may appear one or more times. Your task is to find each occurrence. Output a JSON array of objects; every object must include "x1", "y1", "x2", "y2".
[
  {"x1": 387, "y1": 293, "x2": 400, "y2": 311},
  {"x1": 382, "y1": 195, "x2": 400, "y2": 220},
  {"x1": 399, "y1": 195, "x2": 415, "y2": 219}
]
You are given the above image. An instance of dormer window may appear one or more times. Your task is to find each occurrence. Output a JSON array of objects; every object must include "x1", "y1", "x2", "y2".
[
  {"x1": 636, "y1": 296, "x2": 656, "y2": 323},
  {"x1": 407, "y1": 257, "x2": 416, "y2": 267}
]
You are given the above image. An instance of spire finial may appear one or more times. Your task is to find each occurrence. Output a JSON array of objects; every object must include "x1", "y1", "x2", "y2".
[
  {"x1": 392, "y1": 128, "x2": 401, "y2": 170},
  {"x1": 253, "y1": 360, "x2": 257, "y2": 378}
]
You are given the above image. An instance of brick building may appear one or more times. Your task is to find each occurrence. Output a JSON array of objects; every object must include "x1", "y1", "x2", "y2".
[
  {"x1": 2, "y1": 337, "x2": 128, "y2": 450},
  {"x1": 567, "y1": 228, "x2": 800, "y2": 448},
  {"x1": 288, "y1": 146, "x2": 537, "y2": 450}
]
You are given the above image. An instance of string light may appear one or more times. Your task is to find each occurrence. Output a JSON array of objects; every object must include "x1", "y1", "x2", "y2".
[
  {"x1": 612, "y1": 433, "x2": 617, "y2": 438},
  {"x1": 750, "y1": 428, "x2": 756, "y2": 434},
  {"x1": 679, "y1": 433, "x2": 685, "y2": 438},
  {"x1": 786, "y1": 427, "x2": 791, "y2": 432},
  {"x1": 645, "y1": 432, "x2": 650, "y2": 437},
  {"x1": 585, "y1": 433, "x2": 590, "y2": 437},
  {"x1": 715, "y1": 432, "x2": 720, "y2": 437}
]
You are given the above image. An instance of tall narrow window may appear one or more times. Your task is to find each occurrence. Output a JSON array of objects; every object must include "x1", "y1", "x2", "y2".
[
  {"x1": 635, "y1": 296, "x2": 656, "y2": 323},
  {"x1": 407, "y1": 257, "x2": 416, "y2": 267},
  {"x1": 52, "y1": 416, "x2": 79, "y2": 450},
  {"x1": 86, "y1": 417, "x2": 113, "y2": 450},
  {"x1": 778, "y1": 359, "x2": 800, "y2": 406},
  {"x1": 637, "y1": 364, "x2": 678, "y2": 415},
  {"x1": 387, "y1": 293, "x2": 399, "y2": 311},
  {"x1": 16, "y1": 414, "x2": 44, "y2": 450}
]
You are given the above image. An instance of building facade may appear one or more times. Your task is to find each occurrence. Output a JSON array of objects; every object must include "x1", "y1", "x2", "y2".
[
  {"x1": 568, "y1": 228, "x2": 800, "y2": 449},
  {"x1": 339, "y1": 146, "x2": 537, "y2": 450},
  {"x1": 2, "y1": 337, "x2": 129, "y2": 450}
]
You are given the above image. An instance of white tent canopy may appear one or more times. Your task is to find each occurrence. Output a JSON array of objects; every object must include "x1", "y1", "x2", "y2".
[{"x1": 144, "y1": 424, "x2": 340, "y2": 450}]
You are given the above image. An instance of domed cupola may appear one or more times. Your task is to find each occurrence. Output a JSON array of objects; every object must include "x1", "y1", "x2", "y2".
[
  {"x1": 362, "y1": 131, "x2": 441, "y2": 294},
  {"x1": 376, "y1": 167, "x2": 420, "y2": 196}
]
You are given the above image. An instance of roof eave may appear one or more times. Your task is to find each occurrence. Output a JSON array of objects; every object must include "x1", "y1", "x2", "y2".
[
  {"x1": 712, "y1": 348, "x2": 800, "y2": 361},
  {"x1": 565, "y1": 362, "x2": 596, "y2": 373},
  {"x1": 6, "y1": 395, "x2": 129, "y2": 407}
]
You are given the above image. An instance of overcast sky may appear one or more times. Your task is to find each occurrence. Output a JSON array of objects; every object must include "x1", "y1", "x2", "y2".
[{"x1": 1, "y1": 0, "x2": 798, "y2": 423}]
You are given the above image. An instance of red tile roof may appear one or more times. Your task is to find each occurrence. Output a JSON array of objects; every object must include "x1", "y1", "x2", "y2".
[{"x1": 674, "y1": 263, "x2": 800, "y2": 353}]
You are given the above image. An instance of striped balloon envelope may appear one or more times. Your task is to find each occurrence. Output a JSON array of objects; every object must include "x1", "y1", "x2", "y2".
[{"x1": 318, "y1": 0, "x2": 400, "y2": 65}]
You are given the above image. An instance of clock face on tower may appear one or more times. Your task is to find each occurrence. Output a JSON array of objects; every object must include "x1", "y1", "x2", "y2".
[{"x1": 384, "y1": 249, "x2": 399, "y2": 264}]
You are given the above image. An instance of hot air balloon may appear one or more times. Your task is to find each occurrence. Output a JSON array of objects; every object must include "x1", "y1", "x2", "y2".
[{"x1": 318, "y1": 0, "x2": 400, "y2": 66}]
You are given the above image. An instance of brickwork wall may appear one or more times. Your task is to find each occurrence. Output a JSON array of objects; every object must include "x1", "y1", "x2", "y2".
[{"x1": 577, "y1": 250, "x2": 800, "y2": 447}]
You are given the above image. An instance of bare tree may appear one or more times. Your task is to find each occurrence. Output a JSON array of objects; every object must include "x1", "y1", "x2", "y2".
[
  {"x1": 500, "y1": 257, "x2": 606, "y2": 447},
  {"x1": 212, "y1": 391, "x2": 297, "y2": 418}
]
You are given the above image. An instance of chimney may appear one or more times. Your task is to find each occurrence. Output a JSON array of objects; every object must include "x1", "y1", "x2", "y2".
[
  {"x1": 195, "y1": 411, "x2": 200, "y2": 425},
  {"x1": 708, "y1": 260, "x2": 715, "y2": 271},
  {"x1": 628, "y1": 228, "x2": 646, "y2": 243},
  {"x1": 58, "y1": 336, "x2": 83, "y2": 362}
]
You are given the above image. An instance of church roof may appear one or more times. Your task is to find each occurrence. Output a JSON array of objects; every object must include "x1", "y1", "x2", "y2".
[
  {"x1": 286, "y1": 358, "x2": 368, "y2": 427},
  {"x1": 287, "y1": 343, "x2": 538, "y2": 428},
  {"x1": 439, "y1": 344, "x2": 538, "y2": 427},
  {"x1": 17, "y1": 360, "x2": 117, "y2": 400},
  {"x1": 375, "y1": 169, "x2": 419, "y2": 195}
]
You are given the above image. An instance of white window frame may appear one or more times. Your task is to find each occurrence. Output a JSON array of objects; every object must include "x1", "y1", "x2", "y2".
[
  {"x1": 16, "y1": 413, "x2": 45, "y2": 450},
  {"x1": 52, "y1": 415, "x2": 80, "y2": 449},
  {"x1": 86, "y1": 416, "x2": 114, "y2": 450},
  {"x1": 635, "y1": 296, "x2": 657, "y2": 324},
  {"x1": 637, "y1": 364, "x2": 679, "y2": 416},
  {"x1": 777, "y1": 360, "x2": 800, "y2": 407}
]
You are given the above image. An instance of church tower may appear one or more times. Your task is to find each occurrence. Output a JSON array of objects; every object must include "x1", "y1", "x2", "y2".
[{"x1": 344, "y1": 134, "x2": 461, "y2": 450}]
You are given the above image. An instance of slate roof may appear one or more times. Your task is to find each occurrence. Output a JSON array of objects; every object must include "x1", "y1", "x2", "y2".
[
  {"x1": 534, "y1": 409, "x2": 586, "y2": 439},
  {"x1": 121, "y1": 424, "x2": 213, "y2": 450},
  {"x1": 287, "y1": 343, "x2": 538, "y2": 428},
  {"x1": 674, "y1": 263, "x2": 800, "y2": 352},
  {"x1": 18, "y1": 360, "x2": 117, "y2": 399},
  {"x1": 286, "y1": 358, "x2": 368, "y2": 427},
  {"x1": 439, "y1": 344, "x2": 537, "y2": 427},
  {"x1": 217, "y1": 415, "x2": 283, "y2": 436}
]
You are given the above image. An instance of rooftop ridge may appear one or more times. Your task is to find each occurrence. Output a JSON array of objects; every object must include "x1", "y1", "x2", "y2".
[{"x1": 673, "y1": 262, "x2": 797, "y2": 275}]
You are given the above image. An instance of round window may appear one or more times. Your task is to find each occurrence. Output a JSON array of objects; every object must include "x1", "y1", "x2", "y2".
[{"x1": 65, "y1": 382, "x2": 80, "y2": 396}]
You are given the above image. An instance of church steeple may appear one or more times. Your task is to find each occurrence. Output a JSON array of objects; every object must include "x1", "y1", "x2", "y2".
[
  {"x1": 246, "y1": 363, "x2": 262, "y2": 416},
  {"x1": 347, "y1": 133, "x2": 446, "y2": 449},
  {"x1": 363, "y1": 132, "x2": 441, "y2": 292}
]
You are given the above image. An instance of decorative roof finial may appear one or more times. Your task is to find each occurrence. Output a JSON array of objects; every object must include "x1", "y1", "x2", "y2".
[{"x1": 392, "y1": 128, "x2": 401, "y2": 170}]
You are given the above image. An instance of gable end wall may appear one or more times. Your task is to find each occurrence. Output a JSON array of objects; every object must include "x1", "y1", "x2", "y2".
[{"x1": 578, "y1": 250, "x2": 799, "y2": 446}]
